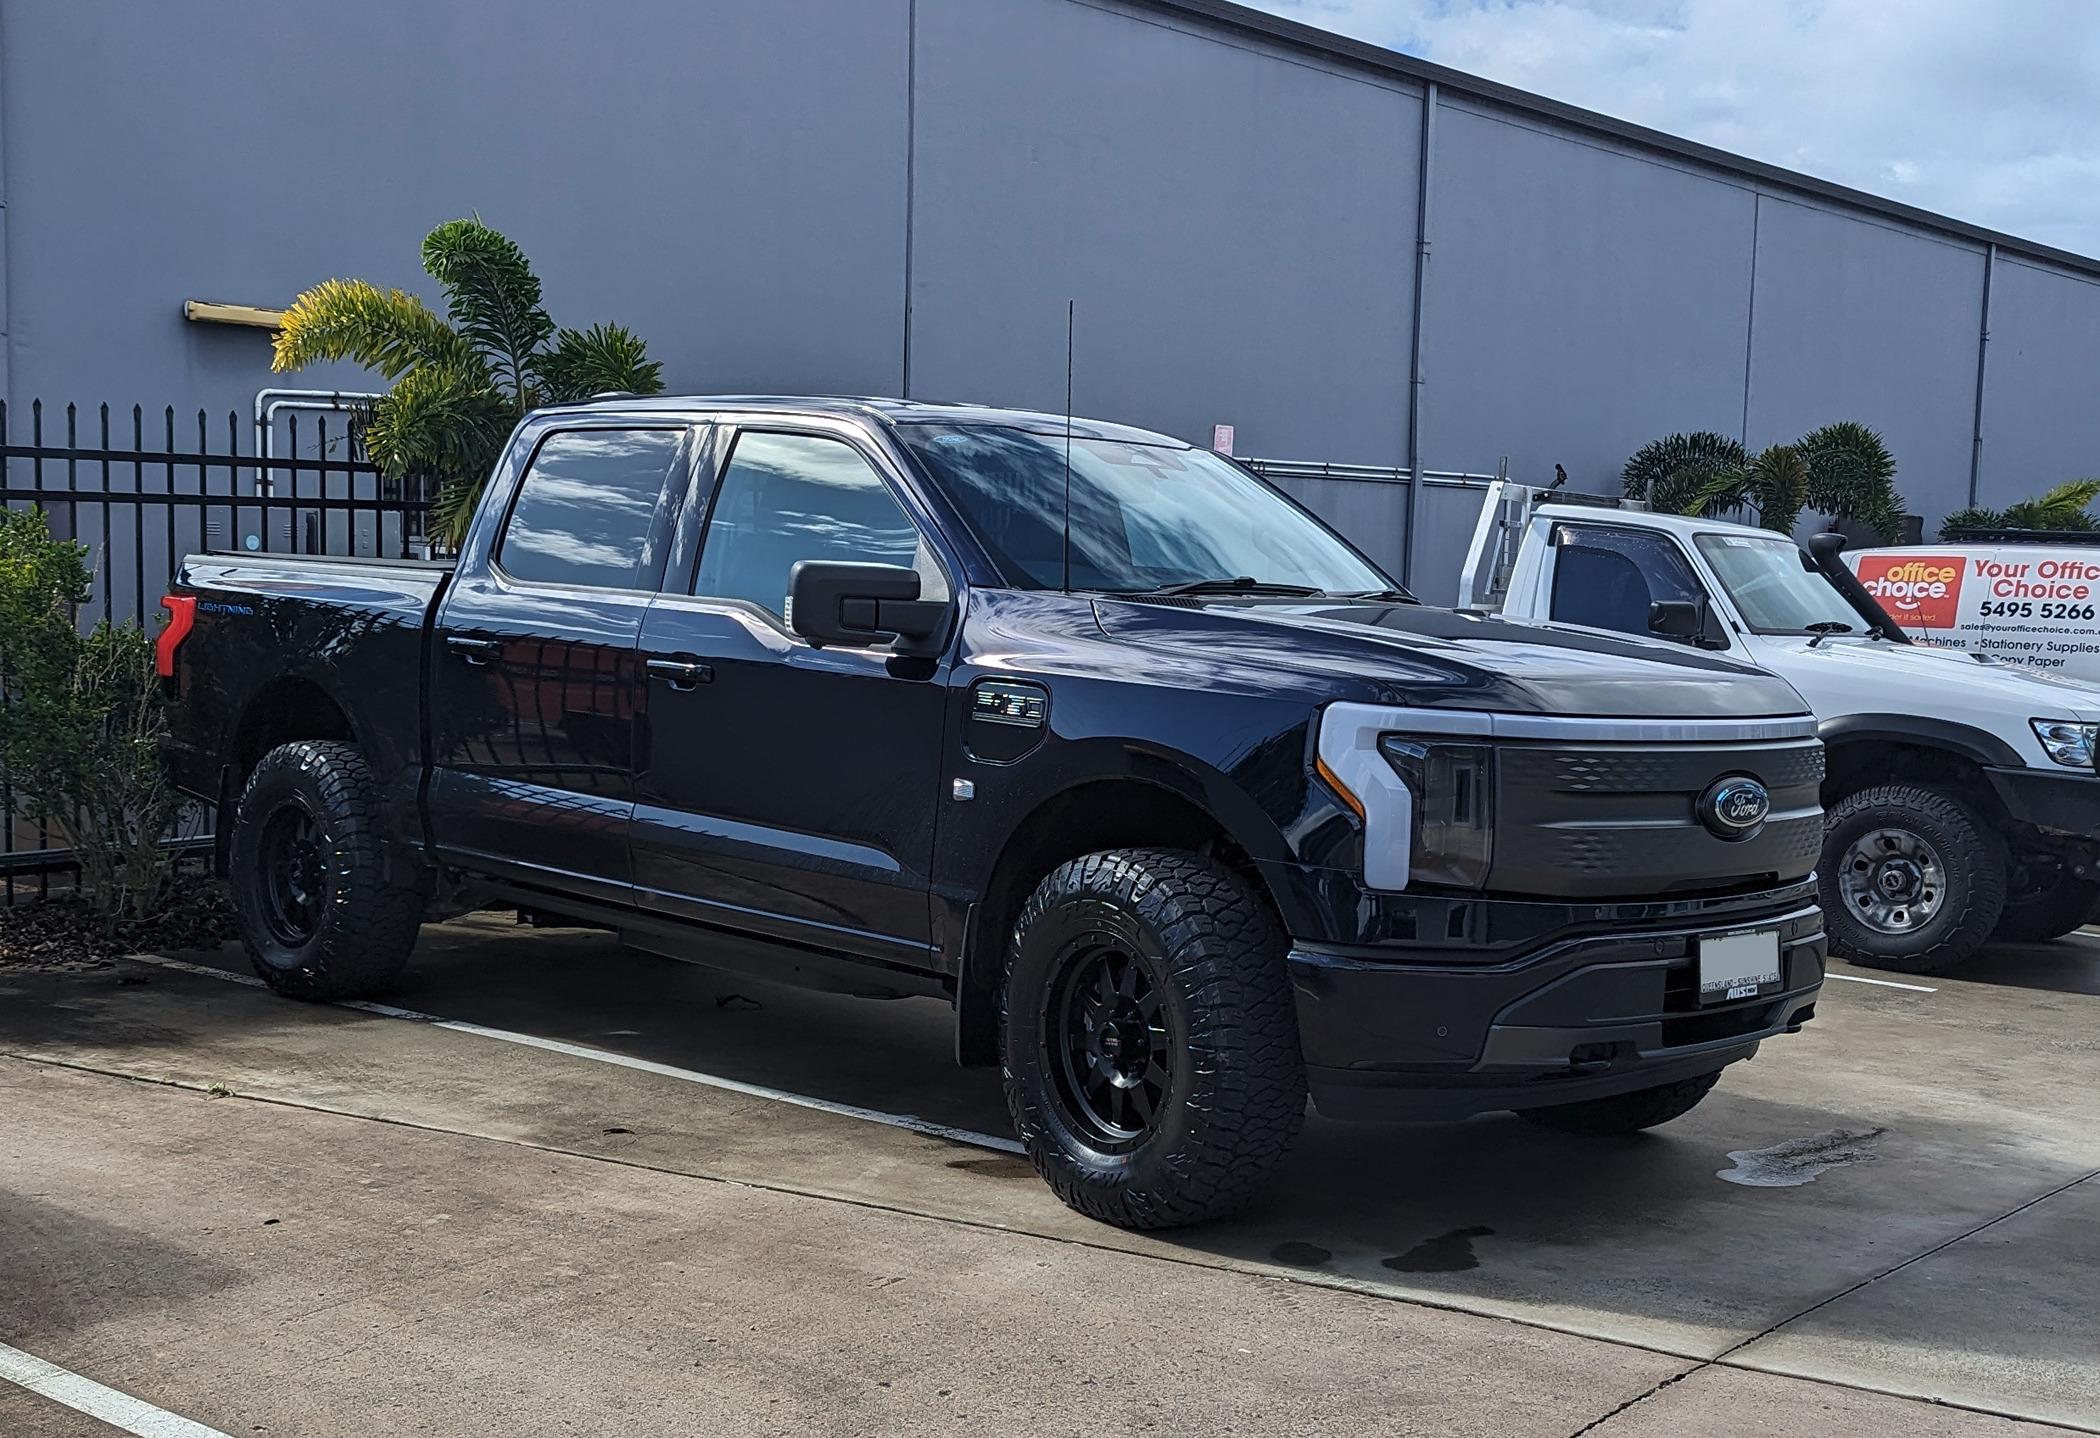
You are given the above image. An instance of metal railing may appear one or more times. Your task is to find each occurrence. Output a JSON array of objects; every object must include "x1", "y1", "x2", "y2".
[{"x1": 0, "y1": 398, "x2": 432, "y2": 901}]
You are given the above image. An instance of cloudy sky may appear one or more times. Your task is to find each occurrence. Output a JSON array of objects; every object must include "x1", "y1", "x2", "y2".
[{"x1": 1241, "y1": 0, "x2": 2100, "y2": 257}]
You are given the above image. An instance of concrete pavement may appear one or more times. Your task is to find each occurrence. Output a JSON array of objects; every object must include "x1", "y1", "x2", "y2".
[{"x1": 1, "y1": 914, "x2": 2095, "y2": 1434}]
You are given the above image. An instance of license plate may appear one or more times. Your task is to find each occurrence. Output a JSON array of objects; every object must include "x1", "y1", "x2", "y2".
[{"x1": 1698, "y1": 929, "x2": 1781, "y2": 1004}]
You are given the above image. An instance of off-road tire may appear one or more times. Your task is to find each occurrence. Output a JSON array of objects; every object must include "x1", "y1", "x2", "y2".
[
  {"x1": 231, "y1": 740, "x2": 426, "y2": 1001},
  {"x1": 1993, "y1": 868, "x2": 2100, "y2": 943},
  {"x1": 1517, "y1": 1070, "x2": 1721, "y2": 1135},
  {"x1": 1819, "y1": 784, "x2": 2006, "y2": 975},
  {"x1": 1001, "y1": 848, "x2": 1306, "y2": 1230}
]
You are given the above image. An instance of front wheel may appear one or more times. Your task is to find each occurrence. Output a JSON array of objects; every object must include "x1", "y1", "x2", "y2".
[
  {"x1": 1001, "y1": 849, "x2": 1306, "y2": 1230},
  {"x1": 1819, "y1": 784, "x2": 2005, "y2": 975},
  {"x1": 231, "y1": 740, "x2": 427, "y2": 1000}
]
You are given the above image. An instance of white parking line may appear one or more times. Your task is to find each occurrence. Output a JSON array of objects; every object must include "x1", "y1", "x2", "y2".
[
  {"x1": 1825, "y1": 972, "x2": 1938, "y2": 993},
  {"x1": 0, "y1": 1341, "x2": 232, "y2": 1438},
  {"x1": 131, "y1": 955, "x2": 1025, "y2": 1155}
]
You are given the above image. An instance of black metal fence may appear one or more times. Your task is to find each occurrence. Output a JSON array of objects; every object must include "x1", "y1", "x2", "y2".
[{"x1": 0, "y1": 398, "x2": 433, "y2": 901}]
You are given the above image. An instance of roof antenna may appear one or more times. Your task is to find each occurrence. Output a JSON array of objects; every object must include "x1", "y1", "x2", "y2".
[{"x1": 1061, "y1": 298, "x2": 1076, "y2": 594}]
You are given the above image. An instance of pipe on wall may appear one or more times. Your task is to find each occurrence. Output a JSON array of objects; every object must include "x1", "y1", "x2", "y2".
[
  {"x1": 1402, "y1": 81, "x2": 1437, "y2": 591},
  {"x1": 0, "y1": 7, "x2": 12, "y2": 403},
  {"x1": 1968, "y1": 242, "x2": 1996, "y2": 506}
]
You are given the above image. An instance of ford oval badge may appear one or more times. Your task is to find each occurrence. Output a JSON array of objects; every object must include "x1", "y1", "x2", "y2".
[{"x1": 1698, "y1": 775, "x2": 1770, "y2": 840}]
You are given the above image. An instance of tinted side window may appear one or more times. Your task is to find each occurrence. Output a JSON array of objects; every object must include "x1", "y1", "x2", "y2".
[
  {"x1": 692, "y1": 431, "x2": 948, "y2": 619},
  {"x1": 1549, "y1": 525, "x2": 1704, "y2": 637},
  {"x1": 498, "y1": 428, "x2": 683, "y2": 590}
]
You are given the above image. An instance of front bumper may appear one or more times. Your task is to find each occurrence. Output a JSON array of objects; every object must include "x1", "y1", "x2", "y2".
[
  {"x1": 1985, "y1": 764, "x2": 2100, "y2": 840},
  {"x1": 1289, "y1": 889, "x2": 1824, "y2": 1121}
]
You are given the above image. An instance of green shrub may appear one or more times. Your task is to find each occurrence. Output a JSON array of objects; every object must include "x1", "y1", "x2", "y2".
[
  {"x1": 1801, "y1": 421, "x2": 1904, "y2": 542},
  {"x1": 0, "y1": 509, "x2": 179, "y2": 928},
  {"x1": 1622, "y1": 432, "x2": 1748, "y2": 516},
  {"x1": 1941, "y1": 480, "x2": 2100, "y2": 539}
]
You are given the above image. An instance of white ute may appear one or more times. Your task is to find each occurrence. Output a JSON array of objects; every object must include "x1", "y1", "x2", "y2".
[{"x1": 1460, "y1": 482, "x2": 2100, "y2": 972}]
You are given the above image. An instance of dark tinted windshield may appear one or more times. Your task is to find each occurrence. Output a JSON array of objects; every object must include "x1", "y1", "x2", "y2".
[{"x1": 900, "y1": 425, "x2": 1392, "y2": 594}]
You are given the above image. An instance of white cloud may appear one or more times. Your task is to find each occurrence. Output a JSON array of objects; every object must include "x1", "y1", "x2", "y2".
[{"x1": 1242, "y1": 0, "x2": 2100, "y2": 256}]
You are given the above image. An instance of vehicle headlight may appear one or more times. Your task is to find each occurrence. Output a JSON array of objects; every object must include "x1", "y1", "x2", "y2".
[
  {"x1": 1377, "y1": 737, "x2": 1495, "y2": 889},
  {"x1": 2030, "y1": 718, "x2": 2099, "y2": 769}
]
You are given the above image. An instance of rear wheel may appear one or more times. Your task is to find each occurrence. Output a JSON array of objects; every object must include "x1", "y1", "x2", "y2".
[
  {"x1": 1001, "y1": 848, "x2": 1305, "y2": 1230},
  {"x1": 1518, "y1": 1070, "x2": 1720, "y2": 1135},
  {"x1": 231, "y1": 740, "x2": 427, "y2": 1000},
  {"x1": 1993, "y1": 860, "x2": 2100, "y2": 943},
  {"x1": 1819, "y1": 784, "x2": 2005, "y2": 974}
]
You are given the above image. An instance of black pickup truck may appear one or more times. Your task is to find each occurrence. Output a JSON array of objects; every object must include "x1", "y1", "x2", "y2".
[{"x1": 163, "y1": 396, "x2": 1826, "y2": 1228}]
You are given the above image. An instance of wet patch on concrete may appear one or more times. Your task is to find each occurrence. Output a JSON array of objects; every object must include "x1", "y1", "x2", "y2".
[
  {"x1": 1717, "y1": 1127, "x2": 1886, "y2": 1188},
  {"x1": 1382, "y1": 1227, "x2": 1493, "y2": 1274},
  {"x1": 1268, "y1": 1241, "x2": 1332, "y2": 1269}
]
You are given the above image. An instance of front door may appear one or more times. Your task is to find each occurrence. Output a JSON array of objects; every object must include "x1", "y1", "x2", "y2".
[
  {"x1": 428, "y1": 424, "x2": 694, "y2": 903},
  {"x1": 631, "y1": 423, "x2": 953, "y2": 971}
]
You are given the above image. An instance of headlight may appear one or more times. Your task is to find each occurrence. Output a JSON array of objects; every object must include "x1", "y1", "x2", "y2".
[
  {"x1": 1378, "y1": 737, "x2": 1495, "y2": 888},
  {"x1": 2030, "y1": 718, "x2": 2099, "y2": 769}
]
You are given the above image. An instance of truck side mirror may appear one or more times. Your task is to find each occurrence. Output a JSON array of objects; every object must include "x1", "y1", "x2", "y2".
[
  {"x1": 1648, "y1": 599, "x2": 1702, "y2": 641},
  {"x1": 788, "y1": 561, "x2": 949, "y2": 653}
]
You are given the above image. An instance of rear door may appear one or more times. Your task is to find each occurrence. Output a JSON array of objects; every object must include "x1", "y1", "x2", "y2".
[
  {"x1": 630, "y1": 420, "x2": 954, "y2": 972},
  {"x1": 428, "y1": 423, "x2": 697, "y2": 903}
]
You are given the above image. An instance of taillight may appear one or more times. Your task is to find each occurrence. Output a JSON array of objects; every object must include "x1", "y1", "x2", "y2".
[{"x1": 156, "y1": 594, "x2": 197, "y2": 678}]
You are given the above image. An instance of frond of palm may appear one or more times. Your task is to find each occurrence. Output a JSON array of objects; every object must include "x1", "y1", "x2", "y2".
[
  {"x1": 532, "y1": 323, "x2": 667, "y2": 402},
  {"x1": 1624, "y1": 431, "x2": 1747, "y2": 515},
  {"x1": 420, "y1": 218, "x2": 554, "y2": 409},
  {"x1": 272, "y1": 279, "x2": 479, "y2": 381},
  {"x1": 362, "y1": 363, "x2": 514, "y2": 545},
  {"x1": 1743, "y1": 443, "x2": 1808, "y2": 534},
  {"x1": 1676, "y1": 468, "x2": 1748, "y2": 517},
  {"x1": 1800, "y1": 421, "x2": 1899, "y2": 521},
  {"x1": 2025, "y1": 479, "x2": 2100, "y2": 528}
]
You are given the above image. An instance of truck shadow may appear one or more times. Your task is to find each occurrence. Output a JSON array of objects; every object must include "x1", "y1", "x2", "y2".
[{"x1": 1956, "y1": 931, "x2": 2100, "y2": 995}]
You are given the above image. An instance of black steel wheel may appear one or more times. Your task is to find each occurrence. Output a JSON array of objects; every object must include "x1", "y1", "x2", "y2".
[
  {"x1": 1046, "y1": 940, "x2": 1174, "y2": 1154},
  {"x1": 1002, "y1": 848, "x2": 1305, "y2": 1230},
  {"x1": 255, "y1": 799, "x2": 326, "y2": 947},
  {"x1": 231, "y1": 740, "x2": 427, "y2": 1001}
]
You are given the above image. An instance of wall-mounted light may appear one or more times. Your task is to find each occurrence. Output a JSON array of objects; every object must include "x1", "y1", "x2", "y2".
[{"x1": 183, "y1": 299, "x2": 286, "y2": 329}]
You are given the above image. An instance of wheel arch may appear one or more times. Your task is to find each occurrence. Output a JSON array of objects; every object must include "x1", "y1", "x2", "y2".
[
  {"x1": 1819, "y1": 715, "x2": 2018, "y2": 827},
  {"x1": 951, "y1": 771, "x2": 1292, "y2": 1066},
  {"x1": 215, "y1": 674, "x2": 359, "y2": 870}
]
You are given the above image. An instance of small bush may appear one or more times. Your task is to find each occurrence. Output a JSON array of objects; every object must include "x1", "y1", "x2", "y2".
[
  {"x1": 1939, "y1": 480, "x2": 2100, "y2": 539},
  {"x1": 1801, "y1": 422, "x2": 1904, "y2": 542},
  {"x1": 0, "y1": 509, "x2": 179, "y2": 928},
  {"x1": 1622, "y1": 432, "x2": 1747, "y2": 516}
]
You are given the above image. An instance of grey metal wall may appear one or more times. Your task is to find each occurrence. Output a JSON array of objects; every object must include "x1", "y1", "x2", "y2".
[
  {"x1": 1421, "y1": 102, "x2": 1755, "y2": 491},
  {"x1": 908, "y1": 0, "x2": 1418, "y2": 465},
  {"x1": 1977, "y1": 257, "x2": 2100, "y2": 501},
  {"x1": 7, "y1": 0, "x2": 2100, "y2": 582},
  {"x1": 1743, "y1": 195, "x2": 1986, "y2": 523}
]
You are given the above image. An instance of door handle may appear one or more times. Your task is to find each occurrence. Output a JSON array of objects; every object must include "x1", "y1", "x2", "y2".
[
  {"x1": 646, "y1": 657, "x2": 713, "y2": 692},
  {"x1": 446, "y1": 634, "x2": 501, "y2": 666}
]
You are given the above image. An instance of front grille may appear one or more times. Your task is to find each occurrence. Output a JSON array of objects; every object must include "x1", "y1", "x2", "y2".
[{"x1": 1488, "y1": 738, "x2": 1824, "y2": 899}]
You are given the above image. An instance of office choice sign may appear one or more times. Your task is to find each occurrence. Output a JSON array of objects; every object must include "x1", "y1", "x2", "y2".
[{"x1": 1847, "y1": 546, "x2": 2100, "y2": 681}]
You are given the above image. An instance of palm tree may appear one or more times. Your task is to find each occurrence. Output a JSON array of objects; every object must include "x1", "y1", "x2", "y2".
[{"x1": 272, "y1": 218, "x2": 665, "y2": 543}]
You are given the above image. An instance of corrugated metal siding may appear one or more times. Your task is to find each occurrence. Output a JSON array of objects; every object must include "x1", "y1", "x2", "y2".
[{"x1": 1420, "y1": 103, "x2": 1756, "y2": 492}]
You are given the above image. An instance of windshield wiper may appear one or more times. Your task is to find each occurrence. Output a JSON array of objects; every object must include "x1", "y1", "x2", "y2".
[
  {"x1": 1805, "y1": 621, "x2": 1854, "y2": 648},
  {"x1": 1135, "y1": 576, "x2": 1326, "y2": 597},
  {"x1": 1332, "y1": 587, "x2": 1417, "y2": 603}
]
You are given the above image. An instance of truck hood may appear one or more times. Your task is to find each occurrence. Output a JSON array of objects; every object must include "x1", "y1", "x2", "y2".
[
  {"x1": 1091, "y1": 596, "x2": 1810, "y2": 718},
  {"x1": 1761, "y1": 634, "x2": 2100, "y2": 722}
]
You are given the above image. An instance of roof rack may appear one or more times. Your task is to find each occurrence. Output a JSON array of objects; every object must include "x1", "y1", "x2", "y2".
[{"x1": 1941, "y1": 527, "x2": 2100, "y2": 547}]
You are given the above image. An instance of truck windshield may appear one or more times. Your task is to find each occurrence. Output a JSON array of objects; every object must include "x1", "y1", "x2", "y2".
[
  {"x1": 900, "y1": 425, "x2": 1394, "y2": 595},
  {"x1": 1693, "y1": 533, "x2": 1860, "y2": 634}
]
